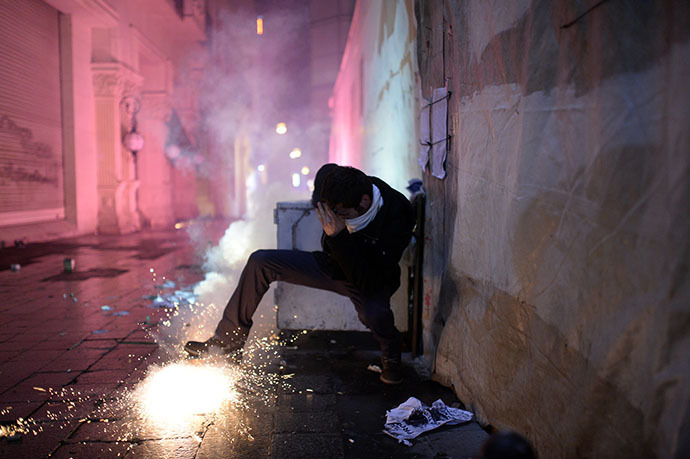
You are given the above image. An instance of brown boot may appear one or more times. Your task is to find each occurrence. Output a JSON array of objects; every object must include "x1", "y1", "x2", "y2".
[{"x1": 380, "y1": 355, "x2": 403, "y2": 385}]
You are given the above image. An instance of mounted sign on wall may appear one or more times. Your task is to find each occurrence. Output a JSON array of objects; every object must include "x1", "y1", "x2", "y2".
[{"x1": 419, "y1": 87, "x2": 450, "y2": 179}]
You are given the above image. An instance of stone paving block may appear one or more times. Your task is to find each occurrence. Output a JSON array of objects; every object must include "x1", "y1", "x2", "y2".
[
  {"x1": 87, "y1": 328, "x2": 136, "y2": 341},
  {"x1": 60, "y1": 346, "x2": 111, "y2": 363},
  {"x1": 286, "y1": 374, "x2": 334, "y2": 394},
  {"x1": 423, "y1": 424, "x2": 488, "y2": 459},
  {"x1": 59, "y1": 383, "x2": 120, "y2": 401},
  {"x1": 329, "y1": 364, "x2": 388, "y2": 395},
  {"x1": 68, "y1": 418, "x2": 136, "y2": 442},
  {"x1": 29, "y1": 342, "x2": 74, "y2": 354},
  {"x1": 272, "y1": 432, "x2": 345, "y2": 459},
  {"x1": 55, "y1": 332, "x2": 92, "y2": 344},
  {"x1": 289, "y1": 330, "x2": 380, "y2": 351},
  {"x1": 89, "y1": 346, "x2": 154, "y2": 371},
  {"x1": 74, "y1": 369, "x2": 130, "y2": 386},
  {"x1": 0, "y1": 400, "x2": 43, "y2": 422},
  {"x1": 0, "y1": 372, "x2": 75, "y2": 403},
  {"x1": 0, "y1": 329, "x2": 19, "y2": 339},
  {"x1": 238, "y1": 388, "x2": 279, "y2": 416},
  {"x1": 118, "y1": 366, "x2": 149, "y2": 389},
  {"x1": 335, "y1": 394, "x2": 389, "y2": 434},
  {"x1": 0, "y1": 350, "x2": 24, "y2": 363},
  {"x1": 0, "y1": 420, "x2": 79, "y2": 459},
  {"x1": 124, "y1": 329, "x2": 157, "y2": 343},
  {"x1": 278, "y1": 393, "x2": 337, "y2": 412},
  {"x1": 222, "y1": 406, "x2": 274, "y2": 438},
  {"x1": 0, "y1": 361, "x2": 39, "y2": 386},
  {"x1": 80, "y1": 339, "x2": 119, "y2": 350},
  {"x1": 39, "y1": 357, "x2": 94, "y2": 373},
  {"x1": 68, "y1": 413, "x2": 207, "y2": 443},
  {"x1": 274, "y1": 410, "x2": 341, "y2": 434},
  {"x1": 196, "y1": 430, "x2": 270, "y2": 459},
  {"x1": 118, "y1": 342, "x2": 158, "y2": 352},
  {"x1": 344, "y1": 431, "x2": 436, "y2": 459},
  {"x1": 125, "y1": 437, "x2": 200, "y2": 458},
  {"x1": 9, "y1": 349, "x2": 66, "y2": 363},
  {"x1": 50, "y1": 440, "x2": 134, "y2": 458},
  {"x1": 30, "y1": 399, "x2": 96, "y2": 422}
]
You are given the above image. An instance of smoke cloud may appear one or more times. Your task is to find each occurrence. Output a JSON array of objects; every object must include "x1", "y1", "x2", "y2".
[{"x1": 157, "y1": 3, "x2": 325, "y2": 352}]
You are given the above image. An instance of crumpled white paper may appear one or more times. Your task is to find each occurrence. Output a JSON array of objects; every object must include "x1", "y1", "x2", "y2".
[{"x1": 383, "y1": 397, "x2": 473, "y2": 446}]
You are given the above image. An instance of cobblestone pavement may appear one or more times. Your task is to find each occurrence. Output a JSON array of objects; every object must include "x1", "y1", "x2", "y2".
[{"x1": 0, "y1": 228, "x2": 487, "y2": 458}]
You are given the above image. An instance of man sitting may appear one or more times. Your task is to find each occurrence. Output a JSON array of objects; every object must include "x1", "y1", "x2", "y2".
[{"x1": 185, "y1": 164, "x2": 416, "y2": 384}]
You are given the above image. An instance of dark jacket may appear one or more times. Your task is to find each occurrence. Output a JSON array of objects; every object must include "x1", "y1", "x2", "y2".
[{"x1": 319, "y1": 176, "x2": 415, "y2": 296}]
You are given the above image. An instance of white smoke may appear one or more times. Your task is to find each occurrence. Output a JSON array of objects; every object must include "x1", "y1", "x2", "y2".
[
  {"x1": 155, "y1": 4, "x2": 330, "y2": 353},
  {"x1": 155, "y1": 178, "x2": 303, "y2": 353}
]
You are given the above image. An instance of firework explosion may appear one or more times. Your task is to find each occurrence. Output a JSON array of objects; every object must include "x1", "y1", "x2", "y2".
[{"x1": 1, "y1": 284, "x2": 300, "y2": 450}]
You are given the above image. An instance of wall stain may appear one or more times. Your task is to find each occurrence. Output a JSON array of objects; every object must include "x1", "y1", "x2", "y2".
[
  {"x1": 441, "y1": 0, "x2": 690, "y2": 98},
  {"x1": 435, "y1": 275, "x2": 655, "y2": 458}
]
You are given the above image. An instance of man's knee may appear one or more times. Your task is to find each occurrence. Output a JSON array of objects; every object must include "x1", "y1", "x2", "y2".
[
  {"x1": 358, "y1": 302, "x2": 393, "y2": 329},
  {"x1": 247, "y1": 249, "x2": 271, "y2": 266}
]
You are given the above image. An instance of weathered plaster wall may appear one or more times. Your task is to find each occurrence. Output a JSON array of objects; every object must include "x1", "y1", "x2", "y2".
[
  {"x1": 417, "y1": 0, "x2": 690, "y2": 457},
  {"x1": 330, "y1": 0, "x2": 419, "y2": 192}
]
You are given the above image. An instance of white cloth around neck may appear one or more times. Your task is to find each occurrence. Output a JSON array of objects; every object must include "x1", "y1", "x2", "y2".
[{"x1": 345, "y1": 184, "x2": 383, "y2": 233}]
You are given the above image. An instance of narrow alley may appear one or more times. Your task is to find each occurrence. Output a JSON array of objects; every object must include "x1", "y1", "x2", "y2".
[
  {"x1": 1, "y1": 0, "x2": 688, "y2": 457},
  {"x1": 0, "y1": 228, "x2": 487, "y2": 458}
]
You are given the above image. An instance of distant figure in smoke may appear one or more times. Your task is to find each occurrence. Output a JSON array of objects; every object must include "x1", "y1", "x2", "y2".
[{"x1": 185, "y1": 164, "x2": 416, "y2": 384}]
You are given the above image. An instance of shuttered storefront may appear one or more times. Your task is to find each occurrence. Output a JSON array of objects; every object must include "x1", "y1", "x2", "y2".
[{"x1": 0, "y1": 0, "x2": 64, "y2": 226}]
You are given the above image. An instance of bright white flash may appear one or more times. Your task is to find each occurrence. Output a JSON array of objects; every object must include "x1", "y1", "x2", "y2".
[{"x1": 135, "y1": 361, "x2": 238, "y2": 428}]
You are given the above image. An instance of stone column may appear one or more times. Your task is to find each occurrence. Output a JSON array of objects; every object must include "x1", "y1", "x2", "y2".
[{"x1": 91, "y1": 63, "x2": 143, "y2": 234}]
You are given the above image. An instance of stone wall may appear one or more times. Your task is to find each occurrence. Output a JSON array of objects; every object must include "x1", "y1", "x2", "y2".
[{"x1": 416, "y1": 1, "x2": 690, "y2": 457}]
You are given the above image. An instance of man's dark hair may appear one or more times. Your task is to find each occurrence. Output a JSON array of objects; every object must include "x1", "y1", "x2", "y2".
[
  {"x1": 319, "y1": 166, "x2": 373, "y2": 209},
  {"x1": 311, "y1": 163, "x2": 340, "y2": 208}
]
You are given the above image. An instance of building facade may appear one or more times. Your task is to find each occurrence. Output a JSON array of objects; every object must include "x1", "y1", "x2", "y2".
[{"x1": 0, "y1": 0, "x2": 207, "y2": 242}]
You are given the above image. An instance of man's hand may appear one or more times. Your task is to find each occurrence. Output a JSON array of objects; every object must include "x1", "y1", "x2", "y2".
[{"x1": 316, "y1": 202, "x2": 346, "y2": 236}]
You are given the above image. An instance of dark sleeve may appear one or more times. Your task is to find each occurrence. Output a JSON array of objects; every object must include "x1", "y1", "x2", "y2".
[{"x1": 323, "y1": 200, "x2": 414, "y2": 295}]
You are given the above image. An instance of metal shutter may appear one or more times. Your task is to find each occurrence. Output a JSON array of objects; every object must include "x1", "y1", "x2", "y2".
[{"x1": 0, "y1": 0, "x2": 64, "y2": 226}]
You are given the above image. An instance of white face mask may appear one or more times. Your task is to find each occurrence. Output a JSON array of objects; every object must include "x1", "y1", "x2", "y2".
[{"x1": 345, "y1": 184, "x2": 383, "y2": 233}]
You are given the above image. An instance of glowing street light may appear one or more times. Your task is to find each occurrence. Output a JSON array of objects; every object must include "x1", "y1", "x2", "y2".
[
  {"x1": 292, "y1": 173, "x2": 301, "y2": 187},
  {"x1": 257, "y1": 164, "x2": 265, "y2": 172},
  {"x1": 289, "y1": 148, "x2": 301, "y2": 159},
  {"x1": 276, "y1": 122, "x2": 287, "y2": 135},
  {"x1": 256, "y1": 16, "x2": 264, "y2": 35},
  {"x1": 301, "y1": 166, "x2": 310, "y2": 175}
]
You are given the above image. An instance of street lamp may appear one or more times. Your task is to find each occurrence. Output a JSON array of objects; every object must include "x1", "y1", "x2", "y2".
[
  {"x1": 121, "y1": 96, "x2": 144, "y2": 157},
  {"x1": 120, "y1": 96, "x2": 144, "y2": 179}
]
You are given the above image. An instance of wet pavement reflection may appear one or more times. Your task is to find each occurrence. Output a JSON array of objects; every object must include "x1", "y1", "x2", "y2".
[{"x1": 0, "y1": 228, "x2": 487, "y2": 458}]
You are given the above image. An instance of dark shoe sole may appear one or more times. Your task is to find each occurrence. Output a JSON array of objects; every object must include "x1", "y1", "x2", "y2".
[
  {"x1": 184, "y1": 341, "x2": 244, "y2": 363},
  {"x1": 380, "y1": 373, "x2": 404, "y2": 385},
  {"x1": 184, "y1": 341, "x2": 204, "y2": 357}
]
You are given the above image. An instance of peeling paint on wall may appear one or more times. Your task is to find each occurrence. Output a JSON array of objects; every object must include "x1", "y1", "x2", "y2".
[{"x1": 418, "y1": 0, "x2": 690, "y2": 457}]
